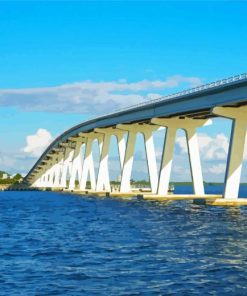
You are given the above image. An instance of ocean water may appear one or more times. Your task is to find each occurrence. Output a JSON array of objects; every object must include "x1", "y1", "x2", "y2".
[{"x1": 0, "y1": 187, "x2": 247, "y2": 295}]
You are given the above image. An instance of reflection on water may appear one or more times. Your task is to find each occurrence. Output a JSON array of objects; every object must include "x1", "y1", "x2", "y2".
[{"x1": 0, "y1": 188, "x2": 247, "y2": 295}]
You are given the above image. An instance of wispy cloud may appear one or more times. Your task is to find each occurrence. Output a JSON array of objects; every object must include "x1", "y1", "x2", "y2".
[{"x1": 0, "y1": 75, "x2": 203, "y2": 114}]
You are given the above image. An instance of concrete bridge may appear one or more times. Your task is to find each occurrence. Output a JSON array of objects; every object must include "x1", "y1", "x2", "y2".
[{"x1": 25, "y1": 73, "x2": 247, "y2": 205}]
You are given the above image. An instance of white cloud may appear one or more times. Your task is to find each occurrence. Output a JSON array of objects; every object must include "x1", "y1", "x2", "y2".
[
  {"x1": 208, "y1": 164, "x2": 226, "y2": 175},
  {"x1": 199, "y1": 133, "x2": 229, "y2": 160},
  {"x1": 175, "y1": 135, "x2": 188, "y2": 154},
  {"x1": 23, "y1": 129, "x2": 53, "y2": 157},
  {"x1": 176, "y1": 132, "x2": 229, "y2": 161},
  {"x1": 0, "y1": 75, "x2": 203, "y2": 114}
]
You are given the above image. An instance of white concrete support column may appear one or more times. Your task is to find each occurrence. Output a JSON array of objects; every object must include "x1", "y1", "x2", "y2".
[
  {"x1": 68, "y1": 139, "x2": 85, "y2": 190},
  {"x1": 120, "y1": 131, "x2": 136, "y2": 193},
  {"x1": 143, "y1": 130, "x2": 159, "y2": 193},
  {"x1": 185, "y1": 128, "x2": 205, "y2": 195},
  {"x1": 33, "y1": 177, "x2": 41, "y2": 187},
  {"x1": 94, "y1": 127, "x2": 126, "y2": 192},
  {"x1": 32, "y1": 171, "x2": 43, "y2": 187},
  {"x1": 118, "y1": 129, "x2": 136, "y2": 193},
  {"x1": 117, "y1": 123, "x2": 159, "y2": 193},
  {"x1": 79, "y1": 137, "x2": 96, "y2": 190},
  {"x1": 156, "y1": 126, "x2": 177, "y2": 195},
  {"x1": 32, "y1": 177, "x2": 38, "y2": 187},
  {"x1": 39, "y1": 173, "x2": 44, "y2": 187},
  {"x1": 44, "y1": 166, "x2": 52, "y2": 187},
  {"x1": 60, "y1": 146, "x2": 74, "y2": 188},
  {"x1": 96, "y1": 133, "x2": 111, "y2": 191},
  {"x1": 40, "y1": 173, "x2": 46, "y2": 187},
  {"x1": 53, "y1": 155, "x2": 64, "y2": 187},
  {"x1": 43, "y1": 170, "x2": 50, "y2": 187},
  {"x1": 152, "y1": 117, "x2": 211, "y2": 195},
  {"x1": 46, "y1": 157, "x2": 59, "y2": 187},
  {"x1": 213, "y1": 106, "x2": 247, "y2": 199},
  {"x1": 47, "y1": 164, "x2": 55, "y2": 187},
  {"x1": 117, "y1": 134, "x2": 126, "y2": 170},
  {"x1": 53, "y1": 162, "x2": 62, "y2": 187}
]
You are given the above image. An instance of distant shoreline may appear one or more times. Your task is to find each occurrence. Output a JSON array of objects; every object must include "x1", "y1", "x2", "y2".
[{"x1": 171, "y1": 182, "x2": 247, "y2": 186}]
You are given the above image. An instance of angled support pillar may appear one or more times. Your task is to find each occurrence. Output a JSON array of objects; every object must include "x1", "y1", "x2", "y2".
[
  {"x1": 117, "y1": 123, "x2": 159, "y2": 193},
  {"x1": 60, "y1": 146, "x2": 74, "y2": 188},
  {"x1": 40, "y1": 172, "x2": 46, "y2": 187},
  {"x1": 79, "y1": 138, "x2": 94, "y2": 190},
  {"x1": 152, "y1": 117, "x2": 211, "y2": 195},
  {"x1": 52, "y1": 152, "x2": 64, "y2": 187},
  {"x1": 53, "y1": 160, "x2": 63, "y2": 187},
  {"x1": 213, "y1": 106, "x2": 247, "y2": 199},
  {"x1": 143, "y1": 129, "x2": 159, "y2": 193},
  {"x1": 47, "y1": 164, "x2": 55, "y2": 187},
  {"x1": 32, "y1": 170, "x2": 43, "y2": 187},
  {"x1": 79, "y1": 133, "x2": 103, "y2": 191},
  {"x1": 39, "y1": 160, "x2": 53, "y2": 187},
  {"x1": 38, "y1": 173, "x2": 44, "y2": 187},
  {"x1": 33, "y1": 177, "x2": 41, "y2": 187},
  {"x1": 95, "y1": 131, "x2": 111, "y2": 191},
  {"x1": 153, "y1": 124, "x2": 176, "y2": 195},
  {"x1": 32, "y1": 176, "x2": 38, "y2": 187},
  {"x1": 68, "y1": 138, "x2": 85, "y2": 190},
  {"x1": 94, "y1": 127, "x2": 126, "y2": 191},
  {"x1": 117, "y1": 133, "x2": 126, "y2": 170},
  {"x1": 119, "y1": 130, "x2": 136, "y2": 193},
  {"x1": 46, "y1": 157, "x2": 60, "y2": 187},
  {"x1": 42, "y1": 166, "x2": 51, "y2": 187},
  {"x1": 46, "y1": 162, "x2": 55, "y2": 187}
]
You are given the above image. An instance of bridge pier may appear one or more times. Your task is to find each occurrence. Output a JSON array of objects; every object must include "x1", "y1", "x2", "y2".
[
  {"x1": 53, "y1": 155, "x2": 64, "y2": 187},
  {"x1": 152, "y1": 117, "x2": 212, "y2": 196},
  {"x1": 41, "y1": 160, "x2": 54, "y2": 187},
  {"x1": 118, "y1": 129, "x2": 136, "y2": 193},
  {"x1": 79, "y1": 134, "x2": 103, "y2": 191},
  {"x1": 60, "y1": 145, "x2": 74, "y2": 188},
  {"x1": 47, "y1": 164, "x2": 56, "y2": 187},
  {"x1": 96, "y1": 133, "x2": 111, "y2": 191},
  {"x1": 68, "y1": 138, "x2": 85, "y2": 190},
  {"x1": 117, "y1": 123, "x2": 159, "y2": 193},
  {"x1": 117, "y1": 133, "x2": 126, "y2": 170},
  {"x1": 94, "y1": 128, "x2": 126, "y2": 192},
  {"x1": 213, "y1": 106, "x2": 247, "y2": 199}
]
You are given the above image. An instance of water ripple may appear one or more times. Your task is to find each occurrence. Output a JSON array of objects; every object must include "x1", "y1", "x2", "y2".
[{"x1": 1, "y1": 189, "x2": 247, "y2": 295}]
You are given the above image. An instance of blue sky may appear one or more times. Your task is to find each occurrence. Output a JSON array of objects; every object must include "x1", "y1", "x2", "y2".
[{"x1": 0, "y1": 1, "x2": 247, "y2": 181}]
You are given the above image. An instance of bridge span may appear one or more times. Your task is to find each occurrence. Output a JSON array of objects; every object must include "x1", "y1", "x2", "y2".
[{"x1": 25, "y1": 73, "x2": 247, "y2": 204}]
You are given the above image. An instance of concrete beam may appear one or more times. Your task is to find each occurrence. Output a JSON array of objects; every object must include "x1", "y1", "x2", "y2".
[
  {"x1": 94, "y1": 127, "x2": 126, "y2": 135},
  {"x1": 213, "y1": 106, "x2": 247, "y2": 120},
  {"x1": 117, "y1": 123, "x2": 159, "y2": 133},
  {"x1": 151, "y1": 117, "x2": 212, "y2": 128},
  {"x1": 59, "y1": 142, "x2": 70, "y2": 148}
]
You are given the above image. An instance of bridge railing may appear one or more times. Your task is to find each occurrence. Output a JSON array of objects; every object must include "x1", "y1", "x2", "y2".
[
  {"x1": 73, "y1": 73, "x2": 247, "y2": 128},
  {"x1": 114, "y1": 72, "x2": 247, "y2": 113}
]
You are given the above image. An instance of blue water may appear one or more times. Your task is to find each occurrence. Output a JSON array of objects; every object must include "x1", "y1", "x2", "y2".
[{"x1": 1, "y1": 187, "x2": 247, "y2": 295}]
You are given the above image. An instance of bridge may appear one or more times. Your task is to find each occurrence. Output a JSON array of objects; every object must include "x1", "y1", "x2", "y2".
[{"x1": 25, "y1": 73, "x2": 247, "y2": 205}]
